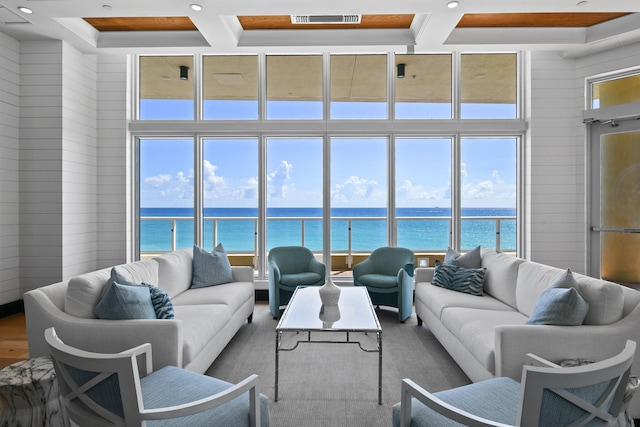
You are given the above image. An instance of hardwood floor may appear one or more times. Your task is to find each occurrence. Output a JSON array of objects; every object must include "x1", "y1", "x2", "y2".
[{"x1": 0, "y1": 312, "x2": 29, "y2": 369}]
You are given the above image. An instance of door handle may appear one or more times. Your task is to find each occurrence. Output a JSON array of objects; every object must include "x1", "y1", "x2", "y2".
[{"x1": 592, "y1": 226, "x2": 640, "y2": 233}]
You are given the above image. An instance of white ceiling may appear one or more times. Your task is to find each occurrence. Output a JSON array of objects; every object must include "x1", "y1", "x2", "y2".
[{"x1": 0, "y1": 0, "x2": 639, "y2": 57}]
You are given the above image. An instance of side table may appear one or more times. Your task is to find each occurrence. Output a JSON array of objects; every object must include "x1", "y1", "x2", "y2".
[{"x1": 0, "y1": 356, "x2": 69, "y2": 427}]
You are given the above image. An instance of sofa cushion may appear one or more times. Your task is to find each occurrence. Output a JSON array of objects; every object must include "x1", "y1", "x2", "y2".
[
  {"x1": 191, "y1": 245, "x2": 233, "y2": 288},
  {"x1": 355, "y1": 273, "x2": 398, "y2": 289},
  {"x1": 171, "y1": 281, "x2": 254, "y2": 313},
  {"x1": 95, "y1": 282, "x2": 158, "y2": 320},
  {"x1": 416, "y1": 282, "x2": 516, "y2": 320},
  {"x1": 113, "y1": 259, "x2": 160, "y2": 286},
  {"x1": 441, "y1": 307, "x2": 528, "y2": 374},
  {"x1": 526, "y1": 287, "x2": 589, "y2": 326},
  {"x1": 172, "y1": 304, "x2": 232, "y2": 365},
  {"x1": 575, "y1": 275, "x2": 624, "y2": 325},
  {"x1": 432, "y1": 261, "x2": 486, "y2": 296},
  {"x1": 481, "y1": 249, "x2": 525, "y2": 309},
  {"x1": 444, "y1": 246, "x2": 482, "y2": 269},
  {"x1": 155, "y1": 249, "x2": 193, "y2": 298},
  {"x1": 65, "y1": 269, "x2": 111, "y2": 318}
]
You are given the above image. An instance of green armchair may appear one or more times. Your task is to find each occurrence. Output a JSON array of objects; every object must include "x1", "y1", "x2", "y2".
[
  {"x1": 352, "y1": 246, "x2": 414, "y2": 322},
  {"x1": 268, "y1": 246, "x2": 326, "y2": 319}
]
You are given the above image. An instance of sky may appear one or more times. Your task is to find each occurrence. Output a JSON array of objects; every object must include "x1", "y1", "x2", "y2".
[{"x1": 139, "y1": 100, "x2": 517, "y2": 210}]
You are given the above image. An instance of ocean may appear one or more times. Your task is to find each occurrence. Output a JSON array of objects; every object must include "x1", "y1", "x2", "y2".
[{"x1": 139, "y1": 207, "x2": 516, "y2": 253}]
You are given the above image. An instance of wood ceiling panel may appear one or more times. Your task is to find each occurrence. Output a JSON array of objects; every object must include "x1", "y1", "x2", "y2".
[
  {"x1": 84, "y1": 17, "x2": 197, "y2": 32},
  {"x1": 238, "y1": 14, "x2": 414, "y2": 30},
  {"x1": 457, "y1": 12, "x2": 630, "y2": 28}
]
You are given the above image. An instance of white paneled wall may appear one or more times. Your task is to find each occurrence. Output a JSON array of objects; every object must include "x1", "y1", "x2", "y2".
[
  {"x1": 96, "y1": 53, "x2": 128, "y2": 269},
  {"x1": 61, "y1": 46, "x2": 97, "y2": 278},
  {"x1": 527, "y1": 50, "x2": 586, "y2": 272},
  {"x1": 19, "y1": 40, "x2": 65, "y2": 294},
  {"x1": 0, "y1": 33, "x2": 20, "y2": 305}
]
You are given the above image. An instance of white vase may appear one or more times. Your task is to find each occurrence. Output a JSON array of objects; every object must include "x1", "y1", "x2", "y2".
[{"x1": 319, "y1": 278, "x2": 341, "y2": 306}]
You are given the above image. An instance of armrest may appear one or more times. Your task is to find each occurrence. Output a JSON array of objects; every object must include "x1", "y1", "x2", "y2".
[
  {"x1": 352, "y1": 259, "x2": 374, "y2": 281},
  {"x1": 414, "y1": 267, "x2": 434, "y2": 283},
  {"x1": 25, "y1": 290, "x2": 184, "y2": 371},
  {"x1": 525, "y1": 353, "x2": 561, "y2": 368},
  {"x1": 231, "y1": 266, "x2": 254, "y2": 283},
  {"x1": 308, "y1": 258, "x2": 326, "y2": 277},
  {"x1": 400, "y1": 379, "x2": 511, "y2": 427},
  {"x1": 141, "y1": 374, "x2": 261, "y2": 427}
]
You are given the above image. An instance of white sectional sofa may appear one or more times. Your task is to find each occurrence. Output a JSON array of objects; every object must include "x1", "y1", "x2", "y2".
[
  {"x1": 24, "y1": 248, "x2": 255, "y2": 374},
  {"x1": 414, "y1": 248, "x2": 640, "y2": 417}
]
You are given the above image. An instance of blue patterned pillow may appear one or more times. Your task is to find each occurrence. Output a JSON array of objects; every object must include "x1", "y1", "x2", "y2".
[
  {"x1": 432, "y1": 261, "x2": 486, "y2": 296},
  {"x1": 142, "y1": 283, "x2": 175, "y2": 320},
  {"x1": 191, "y1": 244, "x2": 233, "y2": 288}
]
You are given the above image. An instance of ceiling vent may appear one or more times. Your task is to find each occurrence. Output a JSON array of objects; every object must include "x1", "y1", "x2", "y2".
[{"x1": 290, "y1": 14, "x2": 362, "y2": 24}]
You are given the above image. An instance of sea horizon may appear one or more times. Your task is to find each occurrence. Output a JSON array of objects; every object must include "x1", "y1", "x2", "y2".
[{"x1": 139, "y1": 207, "x2": 516, "y2": 253}]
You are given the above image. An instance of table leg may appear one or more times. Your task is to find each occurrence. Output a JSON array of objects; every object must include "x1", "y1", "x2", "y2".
[
  {"x1": 275, "y1": 330, "x2": 280, "y2": 402},
  {"x1": 378, "y1": 331, "x2": 382, "y2": 405}
]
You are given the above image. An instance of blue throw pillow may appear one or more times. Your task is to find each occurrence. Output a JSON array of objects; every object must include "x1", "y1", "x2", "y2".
[
  {"x1": 142, "y1": 283, "x2": 175, "y2": 320},
  {"x1": 191, "y1": 244, "x2": 233, "y2": 288},
  {"x1": 527, "y1": 287, "x2": 589, "y2": 326},
  {"x1": 432, "y1": 261, "x2": 486, "y2": 296},
  {"x1": 94, "y1": 282, "x2": 157, "y2": 320},
  {"x1": 443, "y1": 246, "x2": 482, "y2": 269},
  {"x1": 527, "y1": 268, "x2": 589, "y2": 326}
]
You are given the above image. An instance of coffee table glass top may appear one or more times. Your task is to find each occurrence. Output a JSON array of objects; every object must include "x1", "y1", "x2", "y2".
[{"x1": 276, "y1": 286, "x2": 381, "y2": 332}]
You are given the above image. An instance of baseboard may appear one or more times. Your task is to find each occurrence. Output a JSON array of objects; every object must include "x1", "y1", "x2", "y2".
[
  {"x1": 255, "y1": 289, "x2": 268, "y2": 302},
  {"x1": 0, "y1": 300, "x2": 24, "y2": 318}
]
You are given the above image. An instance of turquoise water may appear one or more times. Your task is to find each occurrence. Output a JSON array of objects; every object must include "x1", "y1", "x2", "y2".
[{"x1": 139, "y1": 207, "x2": 516, "y2": 253}]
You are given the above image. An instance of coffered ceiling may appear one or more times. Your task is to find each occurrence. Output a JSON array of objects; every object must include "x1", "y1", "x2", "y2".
[{"x1": 0, "y1": 0, "x2": 638, "y2": 57}]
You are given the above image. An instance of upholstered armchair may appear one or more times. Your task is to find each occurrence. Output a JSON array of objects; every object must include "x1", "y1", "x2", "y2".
[
  {"x1": 268, "y1": 246, "x2": 326, "y2": 319},
  {"x1": 393, "y1": 340, "x2": 637, "y2": 427},
  {"x1": 352, "y1": 246, "x2": 414, "y2": 322},
  {"x1": 45, "y1": 327, "x2": 269, "y2": 427}
]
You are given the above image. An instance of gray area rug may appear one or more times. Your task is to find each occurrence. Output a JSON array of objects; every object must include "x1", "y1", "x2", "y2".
[{"x1": 206, "y1": 302, "x2": 470, "y2": 427}]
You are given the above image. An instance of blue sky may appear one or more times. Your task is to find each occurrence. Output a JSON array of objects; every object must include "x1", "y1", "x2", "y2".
[{"x1": 139, "y1": 100, "x2": 517, "y2": 210}]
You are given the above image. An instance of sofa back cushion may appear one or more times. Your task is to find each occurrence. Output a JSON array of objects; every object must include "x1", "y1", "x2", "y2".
[
  {"x1": 155, "y1": 249, "x2": 193, "y2": 298},
  {"x1": 480, "y1": 249, "x2": 525, "y2": 309},
  {"x1": 65, "y1": 269, "x2": 111, "y2": 318},
  {"x1": 516, "y1": 262, "x2": 625, "y2": 325},
  {"x1": 64, "y1": 259, "x2": 159, "y2": 319},
  {"x1": 574, "y1": 274, "x2": 624, "y2": 325}
]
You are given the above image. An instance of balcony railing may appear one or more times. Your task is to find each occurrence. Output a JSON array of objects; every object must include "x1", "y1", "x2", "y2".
[{"x1": 139, "y1": 215, "x2": 516, "y2": 261}]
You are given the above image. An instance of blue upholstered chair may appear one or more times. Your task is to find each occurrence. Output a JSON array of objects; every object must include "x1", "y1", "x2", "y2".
[
  {"x1": 268, "y1": 246, "x2": 326, "y2": 319},
  {"x1": 393, "y1": 340, "x2": 637, "y2": 427},
  {"x1": 352, "y1": 247, "x2": 414, "y2": 322},
  {"x1": 45, "y1": 327, "x2": 269, "y2": 427}
]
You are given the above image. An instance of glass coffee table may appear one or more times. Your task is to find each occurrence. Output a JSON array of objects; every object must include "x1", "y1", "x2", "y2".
[{"x1": 275, "y1": 286, "x2": 383, "y2": 404}]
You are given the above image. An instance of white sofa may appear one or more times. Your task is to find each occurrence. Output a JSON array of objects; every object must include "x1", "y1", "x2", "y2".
[
  {"x1": 414, "y1": 248, "x2": 640, "y2": 417},
  {"x1": 24, "y1": 248, "x2": 255, "y2": 374}
]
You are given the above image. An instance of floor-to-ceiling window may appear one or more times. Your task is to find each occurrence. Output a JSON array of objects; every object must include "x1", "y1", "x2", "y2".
[{"x1": 133, "y1": 52, "x2": 524, "y2": 278}]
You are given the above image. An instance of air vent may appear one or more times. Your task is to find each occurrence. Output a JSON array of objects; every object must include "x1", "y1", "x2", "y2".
[{"x1": 290, "y1": 14, "x2": 362, "y2": 24}]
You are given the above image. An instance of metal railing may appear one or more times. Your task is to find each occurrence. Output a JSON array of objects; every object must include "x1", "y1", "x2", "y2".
[{"x1": 139, "y1": 215, "x2": 516, "y2": 258}]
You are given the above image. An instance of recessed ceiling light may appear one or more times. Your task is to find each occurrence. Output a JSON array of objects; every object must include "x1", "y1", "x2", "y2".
[
  {"x1": 190, "y1": 4, "x2": 203, "y2": 11},
  {"x1": 447, "y1": 1, "x2": 459, "y2": 8},
  {"x1": 18, "y1": 6, "x2": 33, "y2": 14}
]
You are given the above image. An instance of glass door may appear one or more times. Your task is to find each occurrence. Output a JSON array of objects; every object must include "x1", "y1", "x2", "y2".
[{"x1": 590, "y1": 121, "x2": 640, "y2": 285}]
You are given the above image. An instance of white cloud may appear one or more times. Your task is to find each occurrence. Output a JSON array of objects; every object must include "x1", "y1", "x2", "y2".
[
  {"x1": 396, "y1": 179, "x2": 449, "y2": 204},
  {"x1": 204, "y1": 160, "x2": 225, "y2": 186},
  {"x1": 145, "y1": 174, "x2": 171, "y2": 187},
  {"x1": 268, "y1": 160, "x2": 293, "y2": 199},
  {"x1": 332, "y1": 175, "x2": 379, "y2": 203},
  {"x1": 491, "y1": 169, "x2": 504, "y2": 184}
]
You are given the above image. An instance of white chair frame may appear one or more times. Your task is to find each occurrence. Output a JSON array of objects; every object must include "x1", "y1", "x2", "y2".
[
  {"x1": 400, "y1": 340, "x2": 636, "y2": 427},
  {"x1": 45, "y1": 327, "x2": 261, "y2": 427}
]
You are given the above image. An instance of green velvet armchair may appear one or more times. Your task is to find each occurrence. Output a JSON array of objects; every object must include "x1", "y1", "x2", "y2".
[
  {"x1": 352, "y1": 246, "x2": 414, "y2": 322},
  {"x1": 268, "y1": 246, "x2": 326, "y2": 319}
]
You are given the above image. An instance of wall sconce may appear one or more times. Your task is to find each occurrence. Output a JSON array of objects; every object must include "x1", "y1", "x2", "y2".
[
  {"x1": 397, "y1": 63, "x2": 406, "y2": 79},
  {"x1": 180, "y1": 65, "x2": 189, "y2": 80}
]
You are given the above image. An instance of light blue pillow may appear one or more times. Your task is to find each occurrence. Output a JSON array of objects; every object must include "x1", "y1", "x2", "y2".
[
  {"x1": 432, "y1": 261, "x2": 486, "y2": 296},
  {"x1": 94, "y1": 282, "x2": 157, "y2": 320},
  {"x1": 527, "y1": 287, "x2": 589, "y2": 325},
  {"x1": 444, "y1": 246, "x2": 482, "y2": 269},
  {"x1": 191, "y1": 244, "x2": 233, "y2": 288}
]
